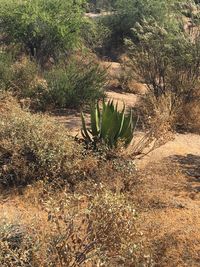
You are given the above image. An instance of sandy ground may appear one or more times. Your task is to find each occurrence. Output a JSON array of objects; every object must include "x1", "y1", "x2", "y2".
[
  {"x1": 52, "y1": 90, "x2": 139, "y2": 136},
  {"x1": 52, "y1": 90, "x2": 200, "y2": 168},
  {"x1": 137, "y1": 133, "x2": 200, "y2": 168}
]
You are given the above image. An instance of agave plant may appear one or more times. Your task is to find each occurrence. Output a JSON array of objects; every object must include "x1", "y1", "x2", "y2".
[{"x1": 81, "y1": 100, "x2": 138, "y2": 148}]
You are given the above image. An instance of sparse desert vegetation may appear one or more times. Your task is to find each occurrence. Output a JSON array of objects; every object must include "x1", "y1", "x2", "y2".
[{"x1": 0, "y1": 0, "x2": 200, "y2": 266}]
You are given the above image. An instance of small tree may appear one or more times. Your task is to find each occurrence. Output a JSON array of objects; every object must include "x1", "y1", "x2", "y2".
[
  {"x1": 126, "y1": 19, "x2": 200, "y2": 100},
  {"x1": 0, "y1": 0, "x2": 85, "y2": 66},
  {"x1": 100, "y1": 0, "x2": 181, "y2": 49},
  {"x1": 126, "y1": 3, "x2": 200, "y2": 131}
]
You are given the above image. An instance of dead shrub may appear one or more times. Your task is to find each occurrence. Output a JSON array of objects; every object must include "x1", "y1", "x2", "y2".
[
  {"x1": 138, "y1": 92, "x2": 179, "y2": 131},
  {"x1": 0, "y1": 221, "x2": 36, "y2": 266},
  {"x1": 0, "y1": 187, "x2": 144, "y2": 267},
  {"x1": 177, "y1": 98, "x2": 200, "y2": 133},
  {"x1": 0, "y1": 95, "x2": 81, "y2": 187}
]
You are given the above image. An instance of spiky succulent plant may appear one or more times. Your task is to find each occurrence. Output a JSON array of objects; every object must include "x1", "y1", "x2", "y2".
[{"x1": 81, "y1": 100, "x2": 137, "y2": 148}]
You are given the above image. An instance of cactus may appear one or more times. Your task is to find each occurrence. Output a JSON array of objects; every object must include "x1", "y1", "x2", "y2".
[{"x1": 81, "y1": 100, "x2": 137, "y2": 148}]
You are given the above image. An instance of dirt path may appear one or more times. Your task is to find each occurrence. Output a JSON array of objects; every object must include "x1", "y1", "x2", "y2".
[
  {"x1": 52, "y1": 90, "x2": 139, "y2": 136},
  {"x1": 137, "y1": 133, "x2": 200, "y2": 169},
  {"x1": 52, "y1": 90, "x2": 200, "y2": 167}
]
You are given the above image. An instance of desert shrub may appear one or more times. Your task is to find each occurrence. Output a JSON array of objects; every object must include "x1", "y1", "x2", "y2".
[
  {"x1": 0, "y1": 52, "x2": 106, "y2": 111},
  {"x1": 0, "y1": 0, "x2": 85, "y2": 65},
  {"x1": 127, "y1": 19, "x2": 200, "y2": 97},
  {"x1": 0, "y1": 221, "x2": 35, "y2": 266},
  {"x1": 117, "y1": 59, "x2": 138, "y2": 92},
  {"x1": 0, "y1": 188, "x2": 142, "y2": 266},
  {"x1": 87, "y1": 190, "x2": 138, "y2": 266},
  {"x1": 42, "y1": 189, "x2": 139, "y2": 266},
  {"x1": 0, "y1": 52, "x2": 15, "y2": 91},
  {"x1": 100, "y1": 0, "x2": 181, "y2": 50},
  {"x1": 87, "y1": 0, "x2": 115, "y2": 12},
  {"x1": 0, "y1": 95, "x2": 81, "y2": 187},
  {"x1": 126, "y1": 13, "x2": 200, "y2": 131},
  {"x1": 43, "y1": 59, "x2": 107, "y2": 109},
  {"x1": 138, "y1": 92, "x2": 180, "y2": 132},
  {"x1": 177, "y1": 97, "x2": 200, "y2": 132},
  {"x1": 81, "y1": 17, "x2": 111, "y2": 52},
  {"x1": 9, "y1": 57, "x2": 42, "y2": 99},
  {"x1": 0, "y1": 52, "x2": 45, "y2": 101}
]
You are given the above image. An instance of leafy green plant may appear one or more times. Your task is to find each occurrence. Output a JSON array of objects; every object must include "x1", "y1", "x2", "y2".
[
  {"x1": 81, "y1": 100, "x2": 137, "y2": 148},
  {"x1": 126, "y1": 11, "x2": 200, "y2": 131},
  {"x1": 100, "y1": 0, "x2": 181, "y2": 50},
  {"x1": 43, "y1": 59, "x2": 107, "y2": 109},
  {"x1": 0, "y1": 52, "x2": 14, "y2": 91},
  {"x1": 0, "y1": 0, "x2": 85, "y2": 65}
]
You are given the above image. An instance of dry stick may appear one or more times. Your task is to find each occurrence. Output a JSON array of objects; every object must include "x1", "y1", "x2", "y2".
[{"x1": 127, "y1": 123, "x2": 168, "y2": 160}]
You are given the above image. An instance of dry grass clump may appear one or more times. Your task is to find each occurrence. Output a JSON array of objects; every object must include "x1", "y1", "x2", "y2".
[
  {"x1": 0, "y1": 185, "x2": 142, "y2": 267},
  {"x1": 0, "y1": 53, "x2": 44, "y2": 100},
  {"x1": 177, "y1": 98, "x2": 200, "y2": 133},
  {"x1": 0, "y1": 95, "x2": 81, "y2": 187},
  {"x1": 137, "y1": 87, "x2": 200, "y2": 134},
  {"x1": 138, "y1": 92, "x2": 179, "y2": 131},
  {"x1": 0, "y1": 220, "x2": 36, "y2": 266},
  {"x1": 87, "y1": 190, "x2": 138, "y2": 266}
]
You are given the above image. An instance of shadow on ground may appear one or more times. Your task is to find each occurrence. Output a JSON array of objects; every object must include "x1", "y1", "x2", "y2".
[{"x1": 169, "y1": 154, "x2": 200, "y2": 192}]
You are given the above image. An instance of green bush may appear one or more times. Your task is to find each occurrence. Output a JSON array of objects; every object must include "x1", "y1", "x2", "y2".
[
  {"x1": 0, "y1": 0, "x2": 85, "y2": 65},
  {"x1": 127, "y1": 17, "x2": 200, "y2": 97},
  {"x1": 0, "y1": 52, "x2": 14, "y2": 91},
  {"x1": 126, "y1": 6, "x2": 200, "y2": 130},
  {"x1": 81, "y1": 17, "x2": 111, "y2": 52},
  {"x1": 0, "y1": 95, "x2": 80, "y2": 187},
  {"x1": 100, "y1": 0, "x2": 182, "y2": 50},
  {"x1": 0, "y1": 53, "x2": 107, "y2": 111},
  {"x1": 43, "y1": 59, "x2": 107, "y2": 109},
  {"x1": 87, "y1": 0, "x2": 115, "y2": 12}
]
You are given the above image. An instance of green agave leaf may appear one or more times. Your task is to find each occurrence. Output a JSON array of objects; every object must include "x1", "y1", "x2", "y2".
[
  {"x1": 100, "y1": 100, "x2": 113, "y2": 140},
  {"x1": 81, "y1": 99, "x2": 137, "y2": 148},
  {"x1": 120, "y1": 110, "x2": 138, "y2": 146},
  {"x1": 116, "y1": 103, "x2": 126, "y2": 138},
  {"x1": 106, "y1": 110, "x2": 121, "y2": 147},
  {"x1": 90, "y1": 103, "x2": 100, "y2": 136},
  {"x1": 81, "y1": 112, "x2": 92, "y2": 142}
]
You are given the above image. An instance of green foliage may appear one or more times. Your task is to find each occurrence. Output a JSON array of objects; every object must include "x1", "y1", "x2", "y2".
[
  {"x1": 81, "y1": 17, "x2": 111, "y2": 51},
  {"x1": 100, "y1": 0, "x2": 186, "y2": 49},
  {"x1": 126, "y1": 4, "x2": 200, "y2": 131},
  {"x1": 126, "y1": 18, "x2": 200, "y2": 99},
  {"x1": 87, "y1": 0, "x2": 115, "y2": 12},
  {"x1": 0, "y1": 52, "x2": 107, "y2": 110},
  {"x1": 0, "y1": 52, "x2": 13, "y2": 91},
  {"x1": 0, "y1": 0, "x2": 85, "y2": 65},
  {"x1": 43, "y1": 59, "x2": 107, "y2": 109},
  {"x1": 81, "y1": 100, "x2": 137, "y2": 148}
]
